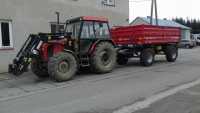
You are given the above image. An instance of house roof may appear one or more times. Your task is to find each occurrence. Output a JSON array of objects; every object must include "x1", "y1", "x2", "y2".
[
  {"x1": 131, "y1": 17, "x2": 191, "y2": 30},
  {"x1": 66, "y1": 16, "x2": 108, "y2": 23}
]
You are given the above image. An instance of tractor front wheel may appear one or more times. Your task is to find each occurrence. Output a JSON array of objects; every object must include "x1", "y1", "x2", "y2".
[
  {"x1": 48, "y1": 52, "x2": 77, "y2": 82},
  {"x1": 91, "y1": 42, "x2": 116, "y2": 73}
]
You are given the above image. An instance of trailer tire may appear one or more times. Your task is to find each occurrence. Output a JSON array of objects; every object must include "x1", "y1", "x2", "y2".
[
  {"x1": 165, "y1": 45, "x2": 178, "y2": 62},
  {"x1": 185, "y1": 44, "x2": 190, "y2": 49},
  {"x1": 31, "y1": 58, "x2": 49, "y2": 78},
  {"x1": 91, "y1": 42, "x2": 116, "y2": 73},
  {"x1": 48, "y1": 52, "x2": 77, "y2": 82},
  {"x1": 140, "y1": 48, "x2": 155, "y2": 66},
  {"x1": 117, "y1": 54, "x2": 128, "y2": 65}
]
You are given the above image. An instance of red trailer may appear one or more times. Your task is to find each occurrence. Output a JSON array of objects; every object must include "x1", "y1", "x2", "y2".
[{"x1": 111, "y1": 25, "x2": 181, "y2": 66}]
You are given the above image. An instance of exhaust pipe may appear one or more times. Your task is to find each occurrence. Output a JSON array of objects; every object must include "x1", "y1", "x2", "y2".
[{"x1": 55, "y1": 12, "x2": 60, "y2": 33}]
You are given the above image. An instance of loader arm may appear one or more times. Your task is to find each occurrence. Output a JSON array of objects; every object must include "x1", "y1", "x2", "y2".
[{"x1": 8, "y1": 34, "x2": 43, "y2": 75}]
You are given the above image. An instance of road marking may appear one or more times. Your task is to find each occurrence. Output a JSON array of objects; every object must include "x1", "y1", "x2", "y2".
[{"x1": 113, "y1": 78, "x2": 200, "y2": 113}]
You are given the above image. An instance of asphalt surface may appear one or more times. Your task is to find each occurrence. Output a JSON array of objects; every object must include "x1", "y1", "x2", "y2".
[
  {"x1": 0, "y1": 47, "x2": 200, "y2": 113},
  {"x1": 133, "y1": 83, "x2": 200, "y2": 113}
]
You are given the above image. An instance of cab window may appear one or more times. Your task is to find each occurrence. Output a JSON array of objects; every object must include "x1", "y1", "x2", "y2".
[
  {"x1": 81, "y1": 21, "x2": 95, "y2": 39},
  {"x1": 66, "y1": 22, "x2": 81, "y2": 38},
  {"x1": 94, "y1": 22, "x2": 110, "y2": 38}
]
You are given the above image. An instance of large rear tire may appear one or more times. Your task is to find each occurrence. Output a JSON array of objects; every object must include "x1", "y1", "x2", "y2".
[
  {"x1": 31, "y1": 58, "x2": 49, "y2": 78},
  {"x1": 91, "y1": 42, "x2": 116, "y2": 73},
  {"x1": 140, "y1": 48, "x2": 155, "y2": 66},
  {"x1": 165, "y1": 45, "x2": 178, "y2": 62},
  {"x1": 48, "y1": 52, "x2": 77, "y2": 82}
]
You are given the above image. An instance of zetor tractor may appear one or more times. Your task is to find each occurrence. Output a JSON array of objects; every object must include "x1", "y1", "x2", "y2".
[{"x1": 9, "y1": 16, "x2": 116, "y2": 82}]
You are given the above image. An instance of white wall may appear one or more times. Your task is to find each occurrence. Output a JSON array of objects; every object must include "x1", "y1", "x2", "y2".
[{"x1": 181, "y1": 29, "x2": 191, "y2": 40}]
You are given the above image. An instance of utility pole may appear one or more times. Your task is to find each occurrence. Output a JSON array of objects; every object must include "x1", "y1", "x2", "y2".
[{"x1": 150, "y1": 0, "x2": 158, "y2": 25}]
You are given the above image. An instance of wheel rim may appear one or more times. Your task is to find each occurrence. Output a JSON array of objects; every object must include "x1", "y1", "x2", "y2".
[
  {"x1": 172, "y1": 52, "x2": 177, "y2": 59},
  {"x1": 58, "y1": 61, "x2": 70, "y2": 73},
  {"x1": 100, "y1": 50, "x2": 111, "y2": 66},
  {"x1": 147, "y1": 54, "x2": 153, "y2": 63}
]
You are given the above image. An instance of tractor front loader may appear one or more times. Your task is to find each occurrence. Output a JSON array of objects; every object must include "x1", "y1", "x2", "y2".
[{"x1": 9, "y1": 33, "x2": 73, "y2": 77}]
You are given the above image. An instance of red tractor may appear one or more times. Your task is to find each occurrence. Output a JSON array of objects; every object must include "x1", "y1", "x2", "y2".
[
  {"x1": 9, "y1": 16, "x2": 181, "y2": 82},
  {"x1": 9, "y1": 16, "x2": 117, "y2": 82}
]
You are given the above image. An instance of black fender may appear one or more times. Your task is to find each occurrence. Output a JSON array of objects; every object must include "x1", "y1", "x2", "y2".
[
  {"x1": 88, "y1": 39, "x2": 115, "y2": 55},
  {"x1": 63, "y1": 49, "x2": 79, "y2": 63}
]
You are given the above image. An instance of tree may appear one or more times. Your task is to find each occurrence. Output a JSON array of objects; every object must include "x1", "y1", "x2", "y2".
[{"x1": 172, "y1": 18, "x2": 200, "y2": 34}]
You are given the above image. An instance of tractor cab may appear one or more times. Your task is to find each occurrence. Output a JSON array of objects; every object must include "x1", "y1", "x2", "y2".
[
  {"x1": 64, "y1": 16, "x2": 111, "y2": 54},
  {"x1": 65, "y1": 16, "x2": 110, "y2": 39}
]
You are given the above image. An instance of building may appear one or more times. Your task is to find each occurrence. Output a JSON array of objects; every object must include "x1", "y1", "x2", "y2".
[
  {"x1": 130, "y1": 17, "x2": 191, "y2": 41},
  {"x1": 0, "y1": 0, "x2": 129, "y2": 73}
]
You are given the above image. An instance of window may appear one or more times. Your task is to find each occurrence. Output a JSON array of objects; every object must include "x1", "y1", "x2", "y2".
[
  {"x1": 66, "y1": 22, "x2": 81, "y2": 38},
  {"x1": 0, "y1": 20, "x2": 13, "y2": 48},
  {"x1": 94, "y1": 22, "x2": 110, "y2": 38},
  {"x1": 50, "y1": 22, "x2": 65, "y2": 33},
  {"x1": 81, "y1": 22, "x2": 95, "y2": 39},
  {"x1": 102, "y1": 0, "x2": 115, "y2": 7}
]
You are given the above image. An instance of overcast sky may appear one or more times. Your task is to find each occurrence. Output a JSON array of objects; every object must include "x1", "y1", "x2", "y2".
[{"x1": 129, "y1": 0, "x2": 200, "y2": 22}]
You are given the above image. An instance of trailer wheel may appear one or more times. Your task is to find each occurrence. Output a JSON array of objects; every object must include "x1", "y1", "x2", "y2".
[
  {"x1": 165, "y1": 45, "x2": 178, "y2": 62},
  {"x1": 31, "y1": 58, "x2": 49, "y2": 78},
  {"x1": 48, "y1": 52, "x2": 77, "y2": 82},
  {"x1": 91, "y1": 42, "x2": 116, "y2": 73},
  {"x1": 140, "y1": 48, "x2": 155, "y2": 66},
  {"x1": 117, "y1": 54, "x2": 128, "y2": 65}
]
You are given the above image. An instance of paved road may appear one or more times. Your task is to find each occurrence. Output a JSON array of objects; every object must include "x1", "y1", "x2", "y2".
[
  {"x1": 133, "y1": 83, "x2": 200, "y2": 113},
  {"x1": 0, "y1": 48, "x2": 200, "y2": 113}
]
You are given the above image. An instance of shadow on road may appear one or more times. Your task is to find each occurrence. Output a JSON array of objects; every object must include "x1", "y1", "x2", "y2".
[{"x1": 0, "y1": 56, "x2": 171, "y2": 90}]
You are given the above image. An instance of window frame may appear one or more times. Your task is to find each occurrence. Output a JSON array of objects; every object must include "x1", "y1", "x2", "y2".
[
  {"x1": 0, "y1": 20, "x2": 14, "y2": 49},
  {"x1": 102, "y1": 0, "x2": 116, "y2": 7}
]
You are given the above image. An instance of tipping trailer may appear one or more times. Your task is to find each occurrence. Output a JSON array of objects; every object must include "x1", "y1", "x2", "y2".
[
  {"x1": 112, "y1": 25, "x2": 181, "y2": 66},
  {"x1": 9, "y1": 16, "x2": 181, "y2": 82}
]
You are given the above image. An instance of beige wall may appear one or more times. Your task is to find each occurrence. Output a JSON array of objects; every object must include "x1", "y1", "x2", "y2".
[{"x1": 0, "y1": 0, "x2": 129, "y2": 72}]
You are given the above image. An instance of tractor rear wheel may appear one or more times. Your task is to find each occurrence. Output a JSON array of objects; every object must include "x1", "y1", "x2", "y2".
[
  {"x1": 48, "y1": 52, "x2": 77, "y2": 82},
  {"x1": 165, "y1": 45, "x2": 178, "y2": 62},
  {"x1": 140, "y1": 48, "x2": 155, "y2": 66},
  {"x1": 31, "y1": 58, "x2": 49, "y2": 78},
  {"x1": 91, "y1": 42, "x2": 116, "y2": 73}
]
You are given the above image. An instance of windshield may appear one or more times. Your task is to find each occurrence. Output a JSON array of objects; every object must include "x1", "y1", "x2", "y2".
[{"x1": 65, "y1": 22, "x2": 81, "y2": 38}]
